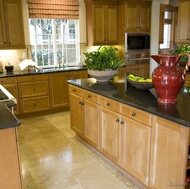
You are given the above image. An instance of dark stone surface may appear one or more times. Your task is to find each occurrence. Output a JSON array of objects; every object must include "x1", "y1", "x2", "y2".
[
  {"x1": 0, "y1": 102, "x2": 20, "y2": 130},
  {"x1": 68, "y1": 76, "x2": 190, "y2": 127}
]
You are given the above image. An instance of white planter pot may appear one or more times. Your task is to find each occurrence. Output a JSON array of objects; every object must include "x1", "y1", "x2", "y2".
[{"x1": 88, "y1": 69, "x2": 118, "y2": 82}]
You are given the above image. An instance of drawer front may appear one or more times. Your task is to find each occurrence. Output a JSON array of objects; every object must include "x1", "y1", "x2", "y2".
[
  {"x1": 69, "y1": 85, "x2": 82, "y2": 96},
  {"x1": 18, "y1": 74, "x2": 48, "y2": 83},
  {"x1": 20, "y1": 96, "x2": 50, "y2": 114},
  {"x1": 0, "y1": 77, "x2": 17, "y2": 85},
  {"x1": 99, "y1": 96, "x2": 120, "y2": 113},
  {"x1": 121, "y1": 104, "x2": 152, "y2": 126},
  {"x1": 82, "y1": 90, "x2": 99, "y2": 103},
  {"x1": 19, "y1": 81, "x2": 49, "y2": 98}
]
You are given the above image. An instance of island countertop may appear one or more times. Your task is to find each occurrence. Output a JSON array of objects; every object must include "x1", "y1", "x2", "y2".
[
  {"x1": 67, "y1": 76, "x2": 190, "y2": 127},
  {"x1": 0, "y1": 102, "x2": 20, "y2": 130}
]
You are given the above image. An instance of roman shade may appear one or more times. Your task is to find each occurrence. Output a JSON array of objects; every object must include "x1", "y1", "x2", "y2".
[{"x1": 28, "y1": 0, "x2": 79, "y2": 19}]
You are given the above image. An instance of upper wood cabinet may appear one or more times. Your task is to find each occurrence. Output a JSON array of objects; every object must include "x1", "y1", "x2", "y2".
[
  {"x1": 125, "y1": 3, "x2": 151, "y2": 33},
  {"x1": 176, "y1": 0, "x2": 190, "y2": 44},
  {"x1": 85, "y1": 0, "x2": 117, "y2": 46},
  {"x1": 0, "y1": 0, "x2": 25, "y2": 49}
]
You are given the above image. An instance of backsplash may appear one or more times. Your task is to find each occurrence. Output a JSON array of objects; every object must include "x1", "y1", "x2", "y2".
[{"x1": 0, "y1": 46, "x2": 31, "y2": 72}]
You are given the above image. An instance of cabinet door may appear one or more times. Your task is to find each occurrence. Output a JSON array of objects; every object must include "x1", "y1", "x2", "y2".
[
  {"x1": 106, "y1": 5, "x2": 117, "y2": 44},
  {"x1": 138, "y1": 5, "x2": 151, "y2": 32},
  {"x1": 99, "y1": 106, "x2": 120, "y2": 163},
  {"x1": 125, "y1": 4, "x2": 150, "y2": 32},
  {"x1": 83, "y1": 99, "x2": 99, "y2": 148},
  {"x1": 2, "y1": 0, "x2": 25, "y2": 48},
  {"x1": 125, "y1": 4, "x2": 138, "y2": 32},
  {"x1": 93, "y1": 4, "x2": 105, "y2": 44},
  {"x1": 69, "y1": 93, "x2": 83, "y2": 135},
  {"x1": 49, "y1": 73, "x2": 69, "y2": 109},
  {"x1": 0, "y1": 0, "x2": 6, "y2": 47},
  {"x1": 150, "y1": 116, "x2": 189, "y2": 189},
  {"x1": 0, "y1": 127, "x2": 22, "y2": 189},
  {"x1": 138, "y1": 62, "x2": 150, "y2": 77},
  {"x1": 176, "y1": 0, "x2": 190, "y2": 43},
  {"x1": 119, "y1": 115, "x2": 151, "y2": 185}
]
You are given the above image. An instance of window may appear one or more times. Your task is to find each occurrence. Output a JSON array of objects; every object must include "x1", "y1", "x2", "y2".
[
  {"x1": 29, "y1": 19, "x2": 79, "y2": 67},
  {"x1": 159, "y1": 6, "x2": 174, "y2": 49}
]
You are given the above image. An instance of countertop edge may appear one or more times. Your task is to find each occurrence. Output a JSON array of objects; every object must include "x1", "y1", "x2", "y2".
[{"x1": 67, "y1": 80, "x2": 190, "y2": 127}]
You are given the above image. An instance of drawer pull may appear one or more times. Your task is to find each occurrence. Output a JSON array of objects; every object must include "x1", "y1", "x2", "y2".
[
  {"x1": 106, "y1": 103, "x2": 110, "y2": 106},
  {"x1": 34, "y1": 104, "x2": 37, "y2": 106},
  {"x1": 116, "y1": 119, "x2": 119, "y2": 122},
  {"x1": 33, "y1": 88, "x2": 36, "y2": 91},
  {"x1": 120, "y1": 121, "x2": 124, "y2": 124},
  {"x1": 87, "y1": 95, "x2": 91, "y2": 98},
  {"x1": 73, "y1": 89, "x2": 76, "y2": 92},
  {"x1": 132, "y1": 113, "x2": 136, "y2": 117},
  {"x1": 79, "y1": 102, "x2": 84, "y2": 105}
]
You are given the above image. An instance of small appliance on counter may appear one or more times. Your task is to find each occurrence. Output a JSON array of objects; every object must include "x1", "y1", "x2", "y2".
[{"x1": 5, "y1": 64, "x2": 14, "y2": 73}]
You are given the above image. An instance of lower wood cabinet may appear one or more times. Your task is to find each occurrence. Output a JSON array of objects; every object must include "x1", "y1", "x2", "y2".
[
  {"x1": 0, "y1": 127, "x2": 22, "y2": 189},
  {"x1": 69, "y1": 84, "x2": 190, "y2": 189},
  {"x1": 119, "y1": 115, "x2": 151, "y2": 185},
  {"x1": 49, "y1": 70, "x2": 88, "y2": 109},
  {"x1": 69, "y1": 85, "x2": 99, "y2": 148},
  {"x1": 99, "y1": 106, "x2": 120, "y2": 163},
  {"x1": 125, "y1": 62, "x2": 150, "y2": 78},
  {"x1": 150, "y1": 116, "x2": 189, "y2": 189},
  {"x1": 18, "y1": 74, "x2": 50, "y2": 114}
]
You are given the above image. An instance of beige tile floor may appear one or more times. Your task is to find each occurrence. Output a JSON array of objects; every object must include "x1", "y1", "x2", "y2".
[{"x1": 18, "y1": 111, "x2": 143, "y2": 189}]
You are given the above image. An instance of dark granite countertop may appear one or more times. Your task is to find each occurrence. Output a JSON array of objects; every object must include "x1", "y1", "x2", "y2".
[
  {"x1": 0, "y1": 66, "x2": 87, "y2": 78},
  {"x1": 67, "y1": 76, "x2": 190, "y2": 127},
  {"x1": 0, "y1": 102, "x2": 20, "y2": 130}
]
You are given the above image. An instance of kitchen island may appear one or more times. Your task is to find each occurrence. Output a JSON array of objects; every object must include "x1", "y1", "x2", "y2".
[
  {"x1": 68, "y1": 76, "x2": 190, "y2": 189},
  {"x1": 0, "y1": 102, "x2": 22, "y2": 189}
]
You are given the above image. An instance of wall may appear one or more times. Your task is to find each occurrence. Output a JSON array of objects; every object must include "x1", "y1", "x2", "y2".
[{"x1": 0, "y1": 0, "x2": 171, "y2": 73}]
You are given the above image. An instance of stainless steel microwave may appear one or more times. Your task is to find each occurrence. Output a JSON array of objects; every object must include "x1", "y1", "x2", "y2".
[{"x1": 125, "y1": 33, "x2": 150, "y2": 51}]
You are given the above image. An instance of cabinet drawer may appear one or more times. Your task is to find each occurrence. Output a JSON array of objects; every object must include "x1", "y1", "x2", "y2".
[
  {"x1": 121, "y1": 104, "x2": 152, "y2": 126},
  {"x1": 99, "y1": 96, "x2": 120, "y2": 113},
  {"x1": 69, "y1": 85, "x2": 82, "y2": 96},
  {"x1": 82, "y1": 90, "x2": 99, "y2": 103},
  {"x1": 20, "y1": 96, "x2": 50, "y2": 114},
  {"x1": 18, "y1": 74, "x2": 48, "y2": 83},
  {"x1": 0, "y1": 77, "x2": 17, "y2": 84},
  {"x1": 19, "y1": 81, "x2": 49, "y2": 98}
]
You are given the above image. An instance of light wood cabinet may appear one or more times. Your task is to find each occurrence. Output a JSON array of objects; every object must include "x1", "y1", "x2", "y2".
[
  {"x1": 150, "y1": 116, "x2": 189, "y2": 189},
  {"x1": 99, "y1": 106, "x2": 120, "y2": 162},
  {"x1": 69, "y1": 85, "x2": 99, "y2": 148},
  {"x1": 0, "y1": 77, "x2": 20, "y2": 114},
  {"x1": 125, "y1": 3, "x2": 151, "y2": 33},
  {"x1": 49, "y1": 70, "x2": 88, "y2": 109},
  {"x1": 0, "y1": 0, "x2": 25, "y2": 49},
  {"x1": 119, "y1": 104, "x2": 151, "y2": 185},
  {"x1": 85, "y1": 1, "x2": 117, "y2": 46},
  {"x1": 176, "y1": 0, "x2": 190, "y2": 44},
  {"x1": 0, "y1": 127, "x2": 22, "y2": 189},
  {"x1": 125, "y1": 62, "x2": 150, "y2": 78},
  {"x1": 18, "y1": 74, "x2": 50, "y2": 114}
]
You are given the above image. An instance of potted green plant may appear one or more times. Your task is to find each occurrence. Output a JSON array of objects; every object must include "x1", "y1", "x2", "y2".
[
  {"x1": 171, "y1": 45, "x2": 190, "y2": 68},
  {"x1": 83, "y1": 46, "x2": 124, "y2": 82}
]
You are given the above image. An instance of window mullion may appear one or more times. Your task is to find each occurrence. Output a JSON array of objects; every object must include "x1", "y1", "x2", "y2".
[{"x1": 52, "y1": 20, "x2": 57, "y2": 67}]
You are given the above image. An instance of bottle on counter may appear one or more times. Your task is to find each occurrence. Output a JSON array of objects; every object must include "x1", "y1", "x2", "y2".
[{"x1": 0, "y1": 57, "x2": 3, "y2": 73}]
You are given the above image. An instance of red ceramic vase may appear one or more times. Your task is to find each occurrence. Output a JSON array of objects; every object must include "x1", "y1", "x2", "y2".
[{"x1": 151, "y1": 54, "x2": 190, "y2": 104}]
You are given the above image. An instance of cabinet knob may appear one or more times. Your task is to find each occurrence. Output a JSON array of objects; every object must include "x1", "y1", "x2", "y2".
[
  {"x1": 116, "y1": 119, "x2": 119, "y2": 122},
  {"x1": 106, "y1": 103, "x2": 110, "y2": 106},
  {"x1": 120, "y1": 121, "x2": 124, "y2": 124},
  {"x1": 73, "y1": 89, "x2": 76, "y2": 92},
  {"x1": 132, "y1": 113, "x2": 136, "y2": 116},
  {"x1": 87, "y1": 95, "x2": 91, "y2": 98},
  {"x1": 34, "y1": 103, "x2": 37, "y2": 106}
]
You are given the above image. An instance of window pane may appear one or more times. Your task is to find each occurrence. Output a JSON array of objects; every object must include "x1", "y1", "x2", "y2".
[
  {"x1": 29, "y1": 19, "x2": 79, "y2": 67},
  {"x1": 160, "y1": 24, "x2": 171, "y2": 49}
]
